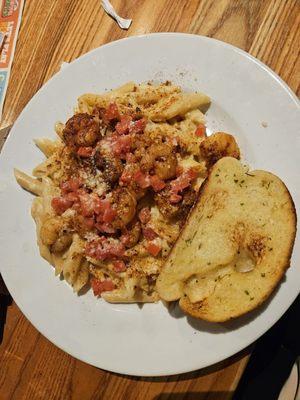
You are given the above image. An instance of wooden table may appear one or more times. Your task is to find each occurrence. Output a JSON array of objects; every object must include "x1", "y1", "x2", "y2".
[{"x1": 0, "y1": 1, "x2": 299, "y2": 399}]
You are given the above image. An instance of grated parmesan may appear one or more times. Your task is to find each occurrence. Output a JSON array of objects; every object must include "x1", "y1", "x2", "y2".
[
  {"x1": 62, "y1": 208, "x2": 76, "y2": 218},
  {"x1": 79, "y1": 168, "x2": 107, "y2": 196},
  {"x1": 84, "y1": 231, "x2": 99, "y2": 242}
]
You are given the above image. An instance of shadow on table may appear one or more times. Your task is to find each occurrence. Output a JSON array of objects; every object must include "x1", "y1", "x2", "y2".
[{"x1": 153, "y1": 391, "x2": 233, "y2": 400}]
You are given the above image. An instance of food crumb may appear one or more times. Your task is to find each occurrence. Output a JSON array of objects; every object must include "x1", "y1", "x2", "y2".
[{"x1": 261, "y1": 121, "x2": 268, "y2": 128}]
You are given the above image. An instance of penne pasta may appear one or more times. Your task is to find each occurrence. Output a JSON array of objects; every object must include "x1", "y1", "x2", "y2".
[
  {"x1": 41, "y1": 177, "x2": 59, "y2": 215},
  {"x1": 31, "y1": 198, "x2": 53, "y2": 264},
  {"x1": 34, "y1": 138, "x2": 60, "y2": 157},
  {"x1": 52, "y1": 252, "x2": 66, "y2": 275},
  {"x1": 15, "y1": 81, "x2": 216, "y2": 303},
  {"x1": 54, "y1": 122, "x2": 65, "y2": 139},
  {"x1": 62, "y1": 234, "x2": 85, "y2": 286},
  {"x1": 73, "y1": 259, "x2": 89, "y2": 292},
  {"x1": 14, "y1": 168, "x2": 43, "y2": 196},
  {"x1": 149, "y1": 92, "x2": 211, "y2": 121}
]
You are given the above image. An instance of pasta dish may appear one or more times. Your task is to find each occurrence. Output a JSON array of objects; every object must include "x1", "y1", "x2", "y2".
[{"x1": 15, "y1": 82, "x2": 240, "y2": 302}]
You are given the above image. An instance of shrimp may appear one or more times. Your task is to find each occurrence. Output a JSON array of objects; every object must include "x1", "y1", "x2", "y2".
[
  {"x1": 40, "y1": 216, "x2": 72, "y2": 253},
  {"x1": 95, "y1": 147, "x2": 124, "y2": 186},
  {"x1": 112, "y1": 188, "x2": 137, "y2": 228},
  {"x1": 51, "y1": 234, "x2": 73, "y2": 253},
  {"x1": 200, "y1": 132, "x2": 240, "y2": 167},
  {"x1": 121, "y1": 220, "x2": 141, "y2": 248},
  {"x1": 140, "y1": 143, "x2": 177, "y2": 180},
  {"x1": 62, "y1": 113, "x2": 100, "y2": 149}
]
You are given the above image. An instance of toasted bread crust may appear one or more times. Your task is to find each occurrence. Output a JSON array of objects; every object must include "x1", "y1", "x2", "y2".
[{"x1": 157, "y1": 157, "x2": 297, "y2": 322}]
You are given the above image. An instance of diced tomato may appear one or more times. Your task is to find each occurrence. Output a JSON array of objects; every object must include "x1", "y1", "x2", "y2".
[
  {"x1": 126, "y1": 153, "x2": 136, "y2": 163},
  {"x1": 95, "y1": 222, "x2": 116, "y2": 234},
  {"x1": 51, "y1": 197, "x2": 73, "y2": 215},
  {"x1": 134, "y1": 171, "x2": 151, "y2": 189},
  {"x1": 143, "y1": 227, "x2": 158, "y2": 240},
  {"x1": 120, "y1": 232, "x2": 130, "y2": 246},
  {"x1": 112, "y1": 135, "x2": 132, "y2": 157},
  {"x1": 76, "y1": 188, "x2": 88, "y2": 196},
  {"x1": 176, "y1": 166, "x2": 183, "y2": 177},
  {"x1": 138, "y1": 207, "x2": 151, "y2": 224},
  {"x1": 150, "y1": 175, "x2": 166, "y2": 192},
  {"x1": 93, "y1": 198, "x2": 106, "y2": 214},
  {"x1": 86, "y1": 237, "x2": 106, "y2": 259},
  {"x1": 65, "y1": 192, "x2": 79, "y2": 203},
  {"x1": 94, "y1": 199, "x2": 116, "y2": 223},
  {"x1": 103, "y1": 207, "x2": 117, "y2": 223},
  {"x1": 129, "y1": 118, "x2": 147, "y2": 134},
  {"x1": 79, "y1": 192, "x2": 101, "y2": 217},
  {"x1": 115, "y1": 115, "x2": 132, "y2": 135},
  {"x1": 77, "y1": 146, "x2": 94, "y2": 157},
  {"x1": 86, "y1": 238, "x2": 125, "y2": 260},
  {"x1": 104, "y1": 103, "x2": 120, "y2": 122},
  {"x1": 170, "y1": 168, "x2": 198, "y2": 197},
  {"x1": 146, "y1": 241, "x2": 161, "y2": 257},
  {"x1": 60, "y1": 178, "x2": 81, "y2": 194},
  {"x1": 170, "y1": 193, "x2": 182, "y2": 203},
  {"x1": 195, "y1": 123, "x2": 206, "y2": 137},
  {"x1": 119, "y1": 167, "x2": 133, "y2": 185},
  {"x1": 170, "y1": 175, "x2": 190, "y2": 194},
  {"x1": 91, "y1": 278, "x2": 115, "y2": 296},
  {"x1": 83, "y1": 217, "x2": 95, "y2": 229},
  {"x1": 113, "y1": 260, "x2": 127, "y2": 273},
  {"x1": 109, "y1": 241, "x2": 125, "y2": 258},
  {"x1": 186, "y1": 168, "x2": 198, "y2": 180},
  {"x1": 72, "y1": 201, "x2": 81, "y2": 212}
]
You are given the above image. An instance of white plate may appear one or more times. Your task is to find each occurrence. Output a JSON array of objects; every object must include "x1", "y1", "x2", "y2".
[{"x1": 0, "y1": 33, "x2": 299, "y2": 377}]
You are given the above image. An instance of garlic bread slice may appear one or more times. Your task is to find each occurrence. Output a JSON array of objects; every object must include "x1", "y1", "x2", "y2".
[{"x1": 157, "y1": 157, "x2": 296, "y2": 321}]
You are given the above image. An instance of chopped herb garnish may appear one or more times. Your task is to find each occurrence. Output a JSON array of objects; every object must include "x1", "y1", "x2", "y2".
[
  {"x1": 244, "y1": 290, "x2": 249, "y2": 295},
  {"x1": 250, "y1": 297, "x2": 254, "y2": 301},
  {"x1": 240, "y1": 202, "x2": 244, "y2": 206},
  {"x1": 261, "y1": 273, "x2": 265, "y2": 277},
  {"x1": 234, "y1": 179, "x2": 238, "y2": 183}
]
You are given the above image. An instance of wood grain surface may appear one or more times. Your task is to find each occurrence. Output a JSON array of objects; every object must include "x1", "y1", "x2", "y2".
[{"x1": 0, "y1": 1, "x2": 299, "y2": 399}]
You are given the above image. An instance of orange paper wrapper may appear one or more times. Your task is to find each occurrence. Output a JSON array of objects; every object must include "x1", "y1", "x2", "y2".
[{"x1": 0, "y1": 0, "x2": 24, "y2": 121}]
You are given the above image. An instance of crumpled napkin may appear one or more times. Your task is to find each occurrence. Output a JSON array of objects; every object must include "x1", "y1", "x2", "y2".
[{"x1": 101, "y1": 0, "x2": 132, "y2": 30}]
